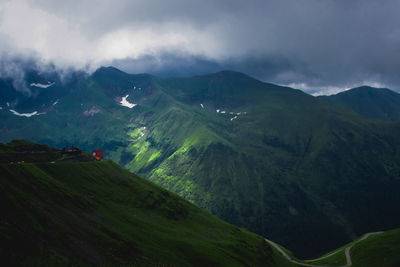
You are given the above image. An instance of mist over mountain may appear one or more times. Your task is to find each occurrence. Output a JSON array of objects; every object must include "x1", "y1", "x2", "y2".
[{"x1": 2, "y1": 0, "x2": 400, "y2": 93}]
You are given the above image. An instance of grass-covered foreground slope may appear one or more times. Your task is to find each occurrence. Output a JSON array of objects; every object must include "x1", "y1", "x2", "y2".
[
  {"x1": 319, "y1": 86, "x2": 400, "y2": 121},
  {"x1": 267, "y1": 229, "x2": 400, "y2": 267},
  {"x1": 350, "y1": 228, "x2": 400, "y2": 267},
  {"x1": 0, "y1": 141, "x2": 284, "y2": 266}
]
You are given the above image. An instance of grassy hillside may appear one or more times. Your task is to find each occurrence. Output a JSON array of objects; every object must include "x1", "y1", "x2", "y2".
[
  {"x1": 2, "y1": 68, "x2": 400, "y2": 258},
  {"x1": 0, "y1": 140, "x2": 287, "y2": 266},
  {"x1": 319, "y1": 86, "x2": 400, "y2": 121},
  {"x1": 351, "y1": 228, "x2": 400, "y2": 267},
  {"x1": 267, "y1": 229, "x2": 400, "y2": 267}
]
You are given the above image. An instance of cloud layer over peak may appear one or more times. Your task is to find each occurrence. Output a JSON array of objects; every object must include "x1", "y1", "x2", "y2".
[{"x1": 1, "y1": 0, "x2": 400, "y2": 93}]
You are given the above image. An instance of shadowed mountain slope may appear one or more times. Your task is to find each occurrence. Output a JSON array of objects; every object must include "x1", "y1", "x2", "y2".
[
  {"x1": 1, "y1": 68, "x2": 400, "y2": 258},
  {"x1": 319, "y1": 86, "x2": 400, "y2": 121}
]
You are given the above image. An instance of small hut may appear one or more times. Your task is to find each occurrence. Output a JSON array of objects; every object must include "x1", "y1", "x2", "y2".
[{"x1": 92, "y1": 149, "x2": 103, "y2": 161}]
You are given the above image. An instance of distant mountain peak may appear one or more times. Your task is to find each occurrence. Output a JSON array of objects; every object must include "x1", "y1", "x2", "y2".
[
  {"x1": 93, "y1": 66, "x2": 127, "y2": 76},
  {"x1": 342, "y1": 85, "x2": 395, "y2": 94},
  {"x1": 320, "y1": 85, "x2": 400, "y2": 121},
  {"x1": 199, "y1": 69, "x2": 260, "y2": 81}
]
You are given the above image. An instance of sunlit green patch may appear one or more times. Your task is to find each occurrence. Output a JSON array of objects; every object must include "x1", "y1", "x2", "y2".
[{"x1": 149, "y1": 151, "x2": 161, "y2": 162}]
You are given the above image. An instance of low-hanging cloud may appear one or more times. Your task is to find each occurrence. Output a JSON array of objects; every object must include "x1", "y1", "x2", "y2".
[
  {"x1": 1, "y1": 0, "x2": 400, "y2": 93},
  {"x1": 0, "y1": 57, "x2": 30, "y2": 96}
]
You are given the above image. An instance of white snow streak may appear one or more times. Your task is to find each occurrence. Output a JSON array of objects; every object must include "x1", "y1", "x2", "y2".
[
  {"x1": 215, "y1": 109, "x2": 247, "y2": 121},
  {"x1": 30, "y1": 82, "x2": 55, "y2": 88},
  {"x1": 120, "y1": 94, "x2": 136, "y2": 108},
  {"x1": 9, "y1": 109, "x2": 41, "y2": 117},
  {"x1": 139, "y1": 127, "x2": 146, "y2": 138}
]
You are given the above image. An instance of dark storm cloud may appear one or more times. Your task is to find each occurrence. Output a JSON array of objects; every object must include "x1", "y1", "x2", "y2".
[
  {"x1": 1, "y1": 0, "x2": 400, "y2": 93},
  {"x1": 110, "y1": 52, "x2": 298, "y2": 83}
]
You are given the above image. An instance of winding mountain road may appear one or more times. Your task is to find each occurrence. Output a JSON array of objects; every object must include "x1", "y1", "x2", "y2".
[{"x1": 265, "y1": 231, "x2": 384, "y2": 267}]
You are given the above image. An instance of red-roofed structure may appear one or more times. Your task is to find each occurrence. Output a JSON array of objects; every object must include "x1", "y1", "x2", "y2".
[{"x1": 93, "y1": 149, "x2": 103, "y2": 161}]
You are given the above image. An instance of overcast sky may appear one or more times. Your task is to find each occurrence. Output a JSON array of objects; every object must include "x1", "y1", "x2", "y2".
[{"x1": 1, "y1": 0, "x2": 400, "y2": 94}]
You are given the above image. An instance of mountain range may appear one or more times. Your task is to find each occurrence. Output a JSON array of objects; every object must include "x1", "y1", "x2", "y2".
[{"x1": 1, "y1": 66, "x2": 400, "y2": 258}]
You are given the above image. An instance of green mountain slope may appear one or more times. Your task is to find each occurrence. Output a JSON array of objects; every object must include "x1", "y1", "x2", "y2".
[
  {"x1": 319, "y1": 86, "x2": 400, "y2": 121},
  {"x1": 351, "y1": 228, "x2": 400, "y2": 267},
  {"x1": 0, "y1": 140, "x2": 285, "y2": 266},
  {"x1": 267, "y1": 229, "x2": 400, "y2": 267},
  {"x1": 2, "y1": 68, "x2": 400, "y2": 258},
  {"x1": 132, "y1": 72, "x2": 400, "y2": 257}
]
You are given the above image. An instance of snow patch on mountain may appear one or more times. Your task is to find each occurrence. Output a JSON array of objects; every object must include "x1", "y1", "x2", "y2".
[
  {"x1": 9, "y1": 109, "x2": 43, "y2": 117},
  {"x1": 120, "y1": 94, "x2": 136, "y2": 108},
  {"x1": 141, "y1": 127, "x2": 147, "y2": 137},
  {"x1": 215, "y1": 108, "x2": 247, "y2": 121},
  {"x1": 30, "y1": 82, "x2": 55, "y2": 88}
]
